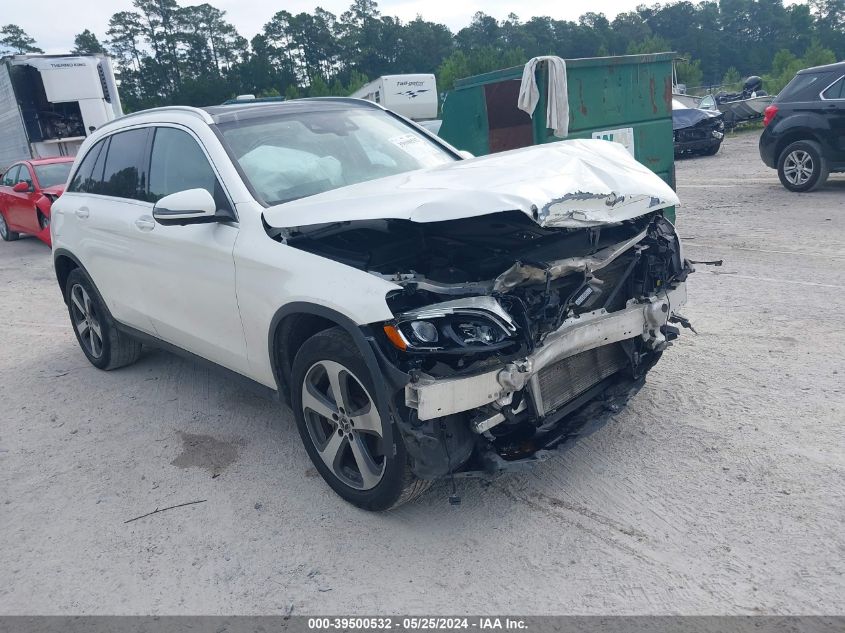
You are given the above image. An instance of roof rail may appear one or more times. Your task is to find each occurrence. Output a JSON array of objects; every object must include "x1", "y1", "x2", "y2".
[
  {"x1": 296, "y1": 96, "x2": 385, "y2": 110},
  {"x1": 96, "y1": 105, "x2": 214, "y2": 132}
]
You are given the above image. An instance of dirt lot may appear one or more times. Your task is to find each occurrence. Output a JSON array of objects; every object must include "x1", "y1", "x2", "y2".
[{"x1": 1, "y1": 131, "x2": 843, "y2": 615}]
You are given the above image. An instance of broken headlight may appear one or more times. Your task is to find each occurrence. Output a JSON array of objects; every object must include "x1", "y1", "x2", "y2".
[{"x1": 383, "y1": 296, "x2": 518, "y2": 353}]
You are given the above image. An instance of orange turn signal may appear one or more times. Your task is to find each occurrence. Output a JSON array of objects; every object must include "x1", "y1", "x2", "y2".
[{"x1": 383, "y1": 324, "x2": 407, "y2": 351}]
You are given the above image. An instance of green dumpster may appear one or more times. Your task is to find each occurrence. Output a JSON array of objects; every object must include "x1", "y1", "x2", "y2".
[{"x1": 438, "y1": 52, "x2": 677, "y2": 221}]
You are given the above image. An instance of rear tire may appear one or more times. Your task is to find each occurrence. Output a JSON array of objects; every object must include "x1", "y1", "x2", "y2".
[
  {"x1": 0, "y1": 212, "x2": 19, "y2": 241},
  {"x1": 65, "y1": 268, "x2": 142, "y2": 370},
  {"x1": 290, "y1": 327, "x2": 430, "y2": 510},
  {"x1": 777, "y1": 140, "x2": 829, "y2": 192}
]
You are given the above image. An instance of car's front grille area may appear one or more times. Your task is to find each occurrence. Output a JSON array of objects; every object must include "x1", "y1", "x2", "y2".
[{"x1": 536, "y1": 344, "x2": 628, "y2": 415}]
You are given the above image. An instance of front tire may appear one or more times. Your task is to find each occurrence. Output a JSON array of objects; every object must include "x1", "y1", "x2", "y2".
[
  {"x1": 290, "y1": 327, "x2": 430, "y2": 510},
  {"x1": 65, "y1": 268, "x2": 142, "y2": 370},
  {"x1": 0, "y1": 212, "x2": 19, "y2": 241},
  {"x1": 701, "y1": 141, "x2": 721, "y2": 156},
  {"x1": 777, "y1": 140, "x2": 829, "y2": 192}
]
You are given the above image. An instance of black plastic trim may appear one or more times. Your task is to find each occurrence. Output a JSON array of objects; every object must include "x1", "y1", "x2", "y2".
[
  {"x1": 112, "y1": 321, "x2": 278, "y2": 401},
  {"x1": 52, "y1": 248, "x2": 87, "y2": 297}
]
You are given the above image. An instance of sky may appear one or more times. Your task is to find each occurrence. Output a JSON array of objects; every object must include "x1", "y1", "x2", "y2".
[{"x1": 8, "y1": 0, "x2": 678, "y2": 55}]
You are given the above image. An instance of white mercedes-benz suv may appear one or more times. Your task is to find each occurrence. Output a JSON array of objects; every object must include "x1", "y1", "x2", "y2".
[{"x1": 51, "y1": 98, "x2": 693, "y2": 510}]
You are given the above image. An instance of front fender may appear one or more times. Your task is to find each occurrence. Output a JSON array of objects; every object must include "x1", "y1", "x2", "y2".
[{"x1": 268, "y1": 301, "x2": 406, "y2": 453}]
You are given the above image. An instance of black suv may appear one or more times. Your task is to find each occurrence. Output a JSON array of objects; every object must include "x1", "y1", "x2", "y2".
[{"x1": 759, "y1": 61, "x2": 845, "y2": 192}]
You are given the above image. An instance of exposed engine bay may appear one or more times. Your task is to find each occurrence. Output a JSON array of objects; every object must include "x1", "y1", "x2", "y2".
[{"x1": 281, "y1": 208, "x2": 694, "y2": 478}]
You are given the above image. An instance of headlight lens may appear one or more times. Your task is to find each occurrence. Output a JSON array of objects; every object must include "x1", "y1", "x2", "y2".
[
  {"x1": 384, "y1": 297, "x2": 518, "y2": 353},
  {"x1": 455, "y1": 320, "x2": 505, "y2": 345},
  {"x1": 410, "y1": 320, "x2": 439, "y2": 343}
]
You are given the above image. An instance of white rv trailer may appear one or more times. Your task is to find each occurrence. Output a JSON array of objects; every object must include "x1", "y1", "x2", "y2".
[
  {"x1": 350, "y1": 74, "x2": 438, "y2": 121},
  {"x1": 0, "y1": 54, "x2": 122, "y2": 166}
]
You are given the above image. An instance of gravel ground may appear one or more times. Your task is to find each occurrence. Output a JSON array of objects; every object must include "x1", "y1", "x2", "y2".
[{"x1": 1, "y1": 131, "x2": 843, "y2": 615}]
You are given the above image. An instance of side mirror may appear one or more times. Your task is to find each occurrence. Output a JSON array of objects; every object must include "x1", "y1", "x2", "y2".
[
  {"x1": 457, "y1": 150, "x2": 474, "y2": 160},
  {"x1": 13, "y1": 181, "x2": 30, "y2": 193},
  {"x1": 153, "y1": 188, "x2": 217, "y2": 225}
]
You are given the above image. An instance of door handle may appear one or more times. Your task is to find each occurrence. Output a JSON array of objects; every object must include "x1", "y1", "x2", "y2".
[
  {"x1": 134, "y1": 216, "x2": 156, "y2": 231},
  {"x1": 75, "y1": 207, "x2": 89, "y2": 219}
]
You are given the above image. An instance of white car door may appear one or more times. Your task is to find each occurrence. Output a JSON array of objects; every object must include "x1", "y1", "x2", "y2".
[
  {"x1": 132, "y1": 125, "x2": 248, "y2": 374},
  {"x1": 56, "y1": 128, "x2": 159, "y2": 334}
]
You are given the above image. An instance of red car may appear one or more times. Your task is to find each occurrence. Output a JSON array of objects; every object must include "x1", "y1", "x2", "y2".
[{"x1": 0, "y1": 157, "x2": 74, "y2": 246}]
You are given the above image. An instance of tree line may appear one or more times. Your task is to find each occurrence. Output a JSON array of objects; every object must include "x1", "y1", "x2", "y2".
[{"x1": 1, "y1": 0, "x2": 842, "y2": 112}]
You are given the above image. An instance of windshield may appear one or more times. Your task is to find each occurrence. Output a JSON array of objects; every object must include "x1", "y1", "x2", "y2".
[
  {"x1": 217, "y1": 107, "x2": 456, "y2": 205},
  {"x1": 34, "y1": 162, "x2": 72, "y2": 188}
]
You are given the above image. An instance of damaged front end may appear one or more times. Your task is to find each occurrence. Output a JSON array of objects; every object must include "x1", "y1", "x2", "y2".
[
  {"x1": 264, "y1": 140, "x2": 693, "y2": 480},
  {"x1": 285, "y1": 209, "x2": 693, "y2": 479}
]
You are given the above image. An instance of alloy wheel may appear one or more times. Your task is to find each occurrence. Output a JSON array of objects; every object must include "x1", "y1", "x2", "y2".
[
  {"x1": 783, "y1": 150, "x2": 814, "y2": 186},
  {"x1": 70, "y1": 284, "x2": 104, "y2": 359},
  {"x1": 301, "y1": 360, "x2": 386, "y2": 490}
]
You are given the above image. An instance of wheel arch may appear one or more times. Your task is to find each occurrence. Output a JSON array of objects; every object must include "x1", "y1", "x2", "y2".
[
  {"x1": 53, "y1": 248, "x2": 85, "y2": 301},
  {"x1": 269, "y1": 302, "x2": 409, "y2": 449},
  {"x1": 773, "y1": 126, "x2": 825, "y2": 164}
]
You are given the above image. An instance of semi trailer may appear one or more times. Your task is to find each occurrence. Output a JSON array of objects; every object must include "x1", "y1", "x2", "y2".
[{"x1": 0, "y1": 54, "x2": 122, "y2": 167}]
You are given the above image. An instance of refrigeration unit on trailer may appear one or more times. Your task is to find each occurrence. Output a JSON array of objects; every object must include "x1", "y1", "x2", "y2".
[
  {"x1": 0, "y1": 54, "x2": 122, "y2": 167},
  {"x1": 350, "y1": 74, "x2": 438, "y2": 121}
]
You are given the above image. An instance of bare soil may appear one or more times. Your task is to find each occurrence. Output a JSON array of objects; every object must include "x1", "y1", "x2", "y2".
[{"x1": 0, "y1": 131, "x2": 843, "y2": 615}]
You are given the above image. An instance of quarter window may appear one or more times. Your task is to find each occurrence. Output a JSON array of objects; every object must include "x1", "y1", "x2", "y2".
[
  {"x1": 100, "y1": 128, "x2": 150, "y2": 200},
  {"x1": 822, "y1": 76, "x2": 844, "y2": 100},
  {"x1": 779, "y1": 72, "x2": 827, "y2": 101}
]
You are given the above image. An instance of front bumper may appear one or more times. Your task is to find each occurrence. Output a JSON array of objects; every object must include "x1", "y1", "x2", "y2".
[
  {"x1": 674, "y1": 128, "x2": 724, "y2": 152},
  {"x1": 405, "y1": 283, "x2": 687, "y2": 421}
]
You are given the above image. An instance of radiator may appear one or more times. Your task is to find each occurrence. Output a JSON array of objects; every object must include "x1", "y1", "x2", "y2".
[{"x1": 535, "y1": 344, "x2": 628, "y2": 415}]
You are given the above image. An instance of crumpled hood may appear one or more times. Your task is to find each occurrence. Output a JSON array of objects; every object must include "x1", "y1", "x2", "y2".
[
  {"x1": 672, "y1": 107, "x2": 723, "y2": 130},
  {"x1": 263, "y1": 139, "x2": 679, "y2": 230}
]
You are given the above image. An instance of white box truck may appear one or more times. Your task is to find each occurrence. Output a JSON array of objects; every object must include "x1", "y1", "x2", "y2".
[
  {"x1": 350, "y1": 74, "x2": 438, "y2": 121},
  {"x1": 0, "y1": 54, "x2": 122, "y2": 167}
]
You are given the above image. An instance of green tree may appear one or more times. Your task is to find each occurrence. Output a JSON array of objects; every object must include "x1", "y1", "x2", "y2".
[
  {"x1": 437, "y1": 46, "x2": 525, "y2": 91},
  {"x1": 676, "y1": 58, "x2": 704, "y2": 90},
  {"x1": 307, "y1": 75, "x2": 330, "y2": 97},
  {"x1": 82, "y1": 0, "x2": 841, "y2": 110},
  {"x1": 722, "y1": 67, "x2": 742, "y2": 91},
  {"x1": 611, "y1": 12, "x2": 652, "y2": 55},
  {"x1": 801, "y1": 38, "x2": 838, "y2": 67},
  {"x1": 810, "y1": 0, "x2": 845, "y2": 56},
  {"x1": 72, "y1": 30, "x2": 107, "y2": 55},
  {"x1": 0, "y1": 24, "x2": 44, "y2": 54},
  {"x1": 626, "y1": 35, "x2": 671, "y2": 55},
  {"x1": 397, "y1": 17, "x2": 453, "y2": 74},
  {"x1": 345, "y1": 70, "x2": 370, "y2": 94}
]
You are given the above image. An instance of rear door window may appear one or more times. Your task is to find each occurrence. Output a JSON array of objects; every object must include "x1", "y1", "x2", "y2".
[
  {"x1": 68, "y1": 139, "x2": 107, "y2": 193},
  {"x1": 99, "y1": 128, "x2": 150, "y2": 200}
]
